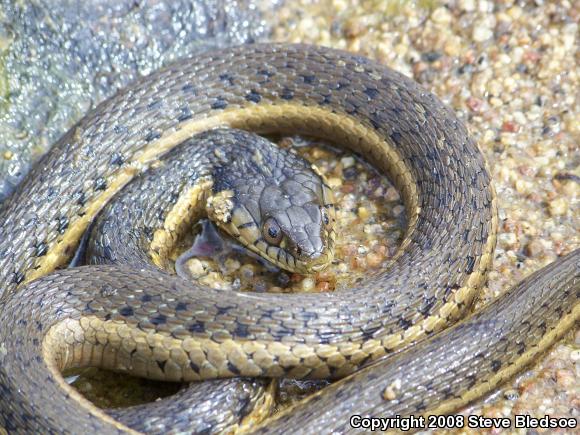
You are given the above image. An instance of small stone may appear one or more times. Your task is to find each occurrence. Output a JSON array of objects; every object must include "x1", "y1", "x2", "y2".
[
  {"x1": 466, "y1": 96, "x2": 484, "y2": 112},
  {"x1": 253, "y1": 280, "x2": 268, "y2": 292},
  {"x1": 473, "y1": 26, "x2": 493, "y2": 42},
  {"x1": 513, "y1": 111, "x2": 527, "y2": 125},
  {"x1": 343, "y1": 17, "x2": 365, "y2": 38},
  {"x1": 392, "y1": 205, "x2": 405, "y2": 217},
  {"x1": 444, "y1": 36, "x2": 462, "y2": 57},
  {"x1": 342, "y1": 166, "x2": 358, "y2": 180},
  {"x1": 524, "y1": 239, "x2": 543, "y2": 258},
  {"x1": 498, "y1": 232, "x2": 518, "y2": 249},
  {"x1": 503, "y1": 389, "x2": 519, "y2": 401},
  {"x1": 301, "y1": 277, "x2": 315, "y2": 292},
  {"x1": 490, "y1": 97, "x2": 503, "y2": 108},
  {"x1": 518, "y1": 165, "x2": 535, "y2": 177},
  {"x1": 548, "y1": 197, "x2": 568, "y2": 216},
  {"x1": 276, "y1": 273, "x2": 290, "y2": 288},
  {"x1": 421, "y1": 51, "x2": 442, "y2": 63},
  {"x1": 340, "y1": 156, "x2": 355, "y2": 168},
  {"x1": 550, "y1": 231, "x2": 564, "y2": 242},
  {"x1": 555, "y1": 369, "x2": 574, "y2": 388},
  {"x1": 383, "y1": 386, "x2": 397, "y2": 400},
  {"x1": 394, "y1": 43, "x2": 408, "y2": 57},
  {"x1": 372, "y1": 186, "x2": 384, "y2": 197},
  {"x1": 363, "y1": 224, "x2": 383, "y2": 235},
  {"x1": 366, "y1": 251, "x2": 383, "y2": 268},
  {"x1": 358, "y1": 206, "x2": 370, "y2": 220},
  {"x1": 341, "y1": 183, "x2": 355, "y2": 194},
  {"x1": 507, "y1": 5, "x2": 523, "y2": 20},
  {"x1": 240, "y1": 264, "x2": 255, "y2": 280},
  {"x1": 316, "y1": 281, "x2": 331, "y2": 292},
  {"x1": 200, "y1": 272, "x2": 226, "y2": 288},
  {"x1": 186, "y1": 258, "x2": 206, "y2": 278},
  {"x1": 515, "y1": 179, "x2": 532, "y2": 194},
  {"x1": 385, "y1": 187, "x2": 400, "y2": 201},
  {"x1": 502, "y1": 121, "x2": 520, "y2": 133},
  {"x1": 382, "y1": 379, "x2": 402, "y2": 400},
  {"x1": 431, "y1": 7, "x2": 452, "y2": 25},
  {"x1": 223, "y1": 258, "x2": 241, "y2": 274},
  {"x1": 459, "y1": 0, "x2": 475, "y2": 12},
  {"x1": 478, "y1": 0, "x2": 492, "y2": 13},
  {"x1": 560, "y1": 179, "x2": 579, "y2": 197}
]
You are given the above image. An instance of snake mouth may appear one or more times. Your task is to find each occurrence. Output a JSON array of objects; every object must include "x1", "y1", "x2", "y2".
[{"x1": 288, "y1": 237, "x2": 335, "y2": 274}]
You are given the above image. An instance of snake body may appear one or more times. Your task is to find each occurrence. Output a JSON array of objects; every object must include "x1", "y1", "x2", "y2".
[{"x1": 0, "y1": 43, "x2": 577, "y2": 433}]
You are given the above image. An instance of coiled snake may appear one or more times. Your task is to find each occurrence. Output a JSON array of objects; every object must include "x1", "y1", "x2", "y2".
[{"x1": 0, "y1": 44, "x2": 577, "y2": 433}]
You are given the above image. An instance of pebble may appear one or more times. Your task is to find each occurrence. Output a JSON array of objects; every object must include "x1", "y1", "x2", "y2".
[
  {"x1": 504, "y1": 389, "x2": 519, "y2": 401},
  {"x1": 466, "y1": 96, "x2": 484, "y2": 112},
  {"x1": 473, "y1": 25, "x2": 493, "y2": 42},
  {"x1": 363, "y1": 224, "x2": 383, "y2": 235},
  {"x1": 555, "y1": 369, "x2": 574, "y2": 388},
  {"x1": 186, "y1": 258, "x2": 206, "y2": 278},
  {"x1": 200, "y1": 272, "x2": 229, "y2": 289},
  {"x1": 340, "y1": 156, "x2": 355, "y2": 168},
  {"x1": 366, "y1": 251, "x2": 383, "y2": 268},
  {"x1": 431, "y1": 7, "x2": 452, "y2": 25},
  {"x1": 385, "y1": 186, "x2": 400, "y2": 201},
  {"x1": 548, "y1": 197, "x2": 568, "y2": 216},
  {"x1": 501, "y1": 121, "x2": 520, "y2": 133},
  {"x1": 392, "y1": 205, "x2": 405, "y2": 217},
  {"x1": 300, "y1": 277, "x2": 315, "y2": 292},
  {"x1": 382, "y1": 379, "x2": 402, "y2": 400},
  {"x1": 443, "y1": 36, "x2": 462, "y2": 57},
  {"x1": 524, "y1": 239, "x2": 544, "y2": 258},
  {"x1": 498, "y1": 232, "x2": 518, "y2": 249},
  {"x1": 253, "y1": 280, "x2": 268, "y2": 293},
  {"x1": 459, "y1": 0, "x2": 475, "y2": 12},
  {"x1": 316, "y1": 281, "x2": 331, "y2": 292},
  {"x1": 514, "y1": 179, "x2": 532, "y2": 194},
  {"x1": 357, "y1": 206, "x2": 370, "y2": 220},
  {"x1": 223, "y1": 258, "x2": 241, "y2": 274},
  {"x1": 239, "y1": 264, "x2": 255, "y2": 280}
]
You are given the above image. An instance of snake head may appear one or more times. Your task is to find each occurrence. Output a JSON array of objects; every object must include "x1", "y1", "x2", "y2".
[{"x1": 205, "y1": 129, "x2": 336, "y2": 274}]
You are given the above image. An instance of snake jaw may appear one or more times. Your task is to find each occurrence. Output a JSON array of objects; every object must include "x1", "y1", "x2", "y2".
[
  {"x1": 284, "y1": 222, "x2": 335, "y2": 274},
  {"x1": 303, "y1": 249, "x2": 334, "y2": 273}
]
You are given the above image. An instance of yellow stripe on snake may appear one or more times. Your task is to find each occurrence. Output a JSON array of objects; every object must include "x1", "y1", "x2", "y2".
[{"x1": 0, "y1": 44, "x2": 577, "y2": 434}]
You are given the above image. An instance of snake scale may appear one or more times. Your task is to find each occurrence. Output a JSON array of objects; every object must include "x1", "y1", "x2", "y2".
[{"x1": 0, "y1": 43, "x2": 578, "y2": 434}]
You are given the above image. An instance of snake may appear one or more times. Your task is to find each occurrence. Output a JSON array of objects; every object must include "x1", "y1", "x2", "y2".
[{"x1": 0, "y1": 43, "x2": 578, "y2": 434}]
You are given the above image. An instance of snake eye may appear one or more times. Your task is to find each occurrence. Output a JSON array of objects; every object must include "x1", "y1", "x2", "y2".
[
  {"x1": 263, "y1": 217, "x2": 283, "y2": 245},
  {"x1": 321, "y1": 207, "x2": 330, "y2": 226}
]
